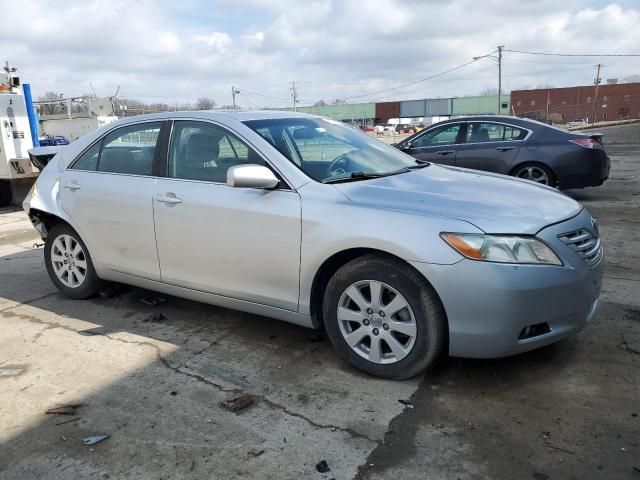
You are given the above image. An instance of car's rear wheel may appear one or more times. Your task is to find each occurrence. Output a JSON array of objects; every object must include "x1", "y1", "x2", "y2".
[
  {"x1": 512, "y1": 163, "x2": 556, "y2": 186},
  {"x1": 323, "y1": 254, "x2": 446, "y2": 379},
  {"x1": 44, "y1": 223, "x2": 101, "y2": 299}
]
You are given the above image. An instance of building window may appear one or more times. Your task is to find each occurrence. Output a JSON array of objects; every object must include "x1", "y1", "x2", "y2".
[
  {"x1": 562, "y1": 100, "x2": 567, "y2": 105},
  {"x1": 501, "y1": 102, "x2": 508, "y2": 109},
  {"x1": 603, "y1": 112, "x2": 608, "y2": 119},
  {"x1": 625, "y1": 95, "x2": 631, "y2": 101},
  {"x1": 530, "y1": 100, "x2": 535, "y2": 106},
  {"x1": 603, "y1": 96, "x2": 608, "y2": 101},
  {"x1": 516, "y1": 100, "x2": 521, "y2": 107},
  {"x1": 587, "y1": 97, "x2": 592, "y2": 103}
]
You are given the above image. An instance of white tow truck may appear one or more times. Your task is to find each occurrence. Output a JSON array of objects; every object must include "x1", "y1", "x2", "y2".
[{"x1": 0, "y1": 64, "x2": 37, "y2": 206}]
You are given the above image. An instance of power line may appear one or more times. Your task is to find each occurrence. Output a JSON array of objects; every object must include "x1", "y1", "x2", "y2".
[
  {"x1": 505, "y1": 49, "x2": 640, "y2": 57},
  {"x1": 342, "y1": 54, "x2": 495, "y2": 101},
  {"x1": 240, "y1": 89, "x2": 290, "y2": 102}
]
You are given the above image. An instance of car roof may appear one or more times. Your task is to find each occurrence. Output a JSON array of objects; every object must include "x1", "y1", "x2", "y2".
[
  {"x1": 444, "y1": 115, "x2": 564, "y2": 130},
  {"x1": 112, "y1": 110, "x2": 319, "y2": 124}
]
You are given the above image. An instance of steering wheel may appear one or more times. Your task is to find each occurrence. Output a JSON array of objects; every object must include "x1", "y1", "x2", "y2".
[{"x1": 326, "y1": 154, "x2": 352, "y2": 177}]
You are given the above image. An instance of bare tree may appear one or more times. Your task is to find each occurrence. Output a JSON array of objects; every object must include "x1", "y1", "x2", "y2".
[
  {"x1": 331, "y1": 98, "x2": 346, "y2": 105},
  {"x1": 479, "y1": 88, "x2": 499, "y2": 96},
  {"x1": 313, "y1": 99, "x2": 328, "y2": 107},
  {"x1": 194, "y1": 97, "x2": 216, "y2": 110}
]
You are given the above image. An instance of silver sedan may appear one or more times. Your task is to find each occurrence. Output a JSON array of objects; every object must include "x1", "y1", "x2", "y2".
[{"x1": 24, "y1": 111, "x2": 603, "y2": 378}]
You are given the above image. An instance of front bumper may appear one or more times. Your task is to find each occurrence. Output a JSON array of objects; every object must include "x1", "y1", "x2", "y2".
[{"x1": 411, "y1": 209, "x2": 603, "y2": 358}]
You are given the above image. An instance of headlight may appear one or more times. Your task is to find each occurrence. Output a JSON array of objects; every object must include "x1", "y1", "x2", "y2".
[{"x1": 441, "y1": 233, "x2": 562, "y2": 265}]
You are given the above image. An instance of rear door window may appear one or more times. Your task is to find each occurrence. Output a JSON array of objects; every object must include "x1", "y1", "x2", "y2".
[
  {"x1": 464, "y1": 123, "x2": 527, "y2": 143},
  {"x1": 97, "y1": 122, "x2": 162, "y2": 176}
]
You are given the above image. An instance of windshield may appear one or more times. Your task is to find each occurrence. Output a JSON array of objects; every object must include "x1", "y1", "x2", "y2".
[{"x1": 243, "y1": 117, "x2": 419, "y2": 182}]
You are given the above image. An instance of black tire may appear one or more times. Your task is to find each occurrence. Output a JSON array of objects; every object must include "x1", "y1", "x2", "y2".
[
  {"x1": 323, "y1": 254, "x2": 446, "y2": 379},
  {"x1": 0, "y1": 180, "x2": 12, "y2": 207},
  {"x1": 44, "y1": 223, "x2": 101, "y2": 299},
  {"x1": 511, "y1": 163, "x2": 557, "y2": 187}
]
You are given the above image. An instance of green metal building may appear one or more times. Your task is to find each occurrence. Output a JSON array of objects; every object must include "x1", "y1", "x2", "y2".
[
  {"x1": 289, "y1": 103, "x2": 376, "y2": 121},
  {"x1": 451, "y1": 95, "x2": 511, "y2": 116}
]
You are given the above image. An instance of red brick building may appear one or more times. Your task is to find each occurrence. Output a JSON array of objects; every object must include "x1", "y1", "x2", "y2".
[{"x1": 511, "y1": 83, "x2": 640, "y2": 123}]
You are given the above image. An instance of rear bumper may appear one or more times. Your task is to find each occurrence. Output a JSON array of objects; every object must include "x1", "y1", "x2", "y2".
[
  {"x1": 557, "y1": 149, "x2": 610, "y2": 189},
  {"x1": 411, "y1": 209, "x2": 603, "y2": 358}
]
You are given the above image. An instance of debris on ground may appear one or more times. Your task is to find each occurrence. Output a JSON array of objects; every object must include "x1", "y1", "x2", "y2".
[
  {"x1": 143, "y1": 313, "x2": 167, "y2": 323},
  {"x1": 32, "y1": 242, "x2": 44, "y2": 248},
  {"x1": 170, "y1": 391, "x2": 178, "y2": 396},
  {"x1": 55, "y1": 417, "x2": 80, "y2": 426},
  {"x1": 219, "y1": 392, "x2": 255, "y2": 413},
  {"x1": 533, "y1": 473, "x2": 549, "y2": 480},
  {"x1": 247, "y1": 448, "x2": 265, "y2": 458},
  {"x1": 315, "y1": 460, "x2": 330, "y2": 473},
  {"x1": 541, "y1": 431, "x2": 550, "y2": 440},
  {"x1": 83, "y1": 435, "x2": 109, "y2": 445},
  {"x1": 139, "y1": 294, "x2": 167, "y2": 307},
  {"x1": 45, "y1": 404, "x2": 82, "y2": 416},
  {"x1": 398, "y1": 399, "x2": 414, "y2": 410}
]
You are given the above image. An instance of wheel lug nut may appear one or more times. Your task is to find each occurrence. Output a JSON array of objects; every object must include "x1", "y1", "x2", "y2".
[
  {"x1": 366, "y1": 308, "x2": 373, "y2": 314},
  {"x1": 383, "y1": 323, "x2": 389, "y2": 330},
  {"x1": 363, "y1": 319, "x2": 370, "y2": 326},
  {"x1": 372, "y1": 328, "x2": 379, "y2": 336},
  {"x1": 379, "y1": 311, "x2": 385, "y2": 317}
]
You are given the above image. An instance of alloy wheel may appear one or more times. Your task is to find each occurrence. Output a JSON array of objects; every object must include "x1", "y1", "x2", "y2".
[
  {"x1": 515, "y1": 166, "x2": 550, "y2": 185},
  {"x1": 337, "y1": 280, "x2": 417, "y2": 364},
  {"x1": 50, "y1": 234, "x2": 88, "y2": 288}
]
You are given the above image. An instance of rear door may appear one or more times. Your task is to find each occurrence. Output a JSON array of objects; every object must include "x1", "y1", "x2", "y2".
[
  {"x1": 402, "y1": 123, "x2": 463, "y2": 165},
  {"x1": 455, "y1": 122, "x2": 527, "y2": 174},
  {"x1": 59, "y1": 121, "x2": 165, "y2": 280}
]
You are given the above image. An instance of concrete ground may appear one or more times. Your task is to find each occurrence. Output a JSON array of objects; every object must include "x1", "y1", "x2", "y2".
[{"x1": 1, "y1": 123, "x2": 638, "y2": 479}]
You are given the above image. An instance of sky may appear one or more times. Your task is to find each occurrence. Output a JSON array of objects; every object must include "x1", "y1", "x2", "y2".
[{"x1": 2, "y1": 0, "x2": 640, "y2": 108}]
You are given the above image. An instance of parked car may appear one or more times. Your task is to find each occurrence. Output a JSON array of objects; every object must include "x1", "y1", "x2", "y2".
[
  {"x1": 38, "y1": 135, "x2": 70, "y2": 147},
  {"x1": 24, "y1": 111, "x2": 603, "y2": 379},
  {"x1": 394, "y1": 116, "x2": 610, "y2": 189}
]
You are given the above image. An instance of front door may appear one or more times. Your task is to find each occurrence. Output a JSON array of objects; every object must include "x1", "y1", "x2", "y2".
[
  {"x1": 152, "y1": 120, "x2": 301, "y2": 311},
  {"x1": 59, "y1": 121, "x2": 164, "y2": 280},
  {"x1": 455, "y1": 122, "x2": 525, "y2": 174},
  {"x1": 402, "y1": 123, "x2": 463, "y2": 166}
]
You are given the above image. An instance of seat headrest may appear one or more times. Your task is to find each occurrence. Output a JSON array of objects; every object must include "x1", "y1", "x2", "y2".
[{"x1": 185, "y1": 133, "x2": 221, "y2": 165}]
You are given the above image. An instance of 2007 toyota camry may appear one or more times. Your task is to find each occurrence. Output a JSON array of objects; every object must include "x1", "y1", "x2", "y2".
[{"x1": 23, "y1": 111, "x2": 603, "y2": 379}]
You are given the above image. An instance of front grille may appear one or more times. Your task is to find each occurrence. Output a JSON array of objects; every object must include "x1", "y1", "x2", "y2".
[{"x1": 557, "y1": 229, "x2": 602, "y2": 266}]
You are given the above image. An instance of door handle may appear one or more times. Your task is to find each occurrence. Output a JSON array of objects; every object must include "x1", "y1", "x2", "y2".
[
  {"x1": 154, "y1": 194, "x2": 182, "y2": 204},
  {"x1": 496, "y1": 146, "x2": 516, "y2": 152},
  {"x1": 63, "y1": 181, "x2": 81, "y2": 191},
  {"x1": 436, "y1": 150, "x2": 455, "y2": 155}
]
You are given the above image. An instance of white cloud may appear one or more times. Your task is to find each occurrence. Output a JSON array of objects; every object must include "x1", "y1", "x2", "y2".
[
  {"x1": 194, "y1": 32, "x2": 232, "y2": 51},
  {"x1": 2, "y1": 0, "x2": 639, "y2": 108}
]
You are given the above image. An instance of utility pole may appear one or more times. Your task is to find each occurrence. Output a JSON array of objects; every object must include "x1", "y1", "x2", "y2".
[
  {"x1": 290, "y1": 81, "x2": 299, "y2": 112},
  {"x1": 231, "y1": 86, "x2": 240, "y2": 110},
  {"x1": 591, "y1": 64, "x2": 602, "y2": 125},
  {"x1": 497, "y1": 45, "x2": 504, "y2": 115},
  {"x1": 546, "y1": 91, "x2": 550, "y2": 122}
]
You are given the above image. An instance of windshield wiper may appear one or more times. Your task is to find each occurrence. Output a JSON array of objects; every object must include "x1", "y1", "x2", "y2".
[
  {"x1": 322, "y1": 171, "x2": 394, "y2": 184},
  {"x1": 407, "y1": 161, "x2": 430, "y2": 169}
]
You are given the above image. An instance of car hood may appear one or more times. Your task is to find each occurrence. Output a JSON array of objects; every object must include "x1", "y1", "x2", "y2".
[{"x1": 332, "y1": 165, "x2": 582, "y2": 234}]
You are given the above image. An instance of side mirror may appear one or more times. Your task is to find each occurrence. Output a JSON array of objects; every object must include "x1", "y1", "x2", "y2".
[
  {"x1": 401, "y1": 142, "x2": 412, "y2": 151},
  {"x1": 227, "y1": 164, "x2": 279, "y2": 189}
]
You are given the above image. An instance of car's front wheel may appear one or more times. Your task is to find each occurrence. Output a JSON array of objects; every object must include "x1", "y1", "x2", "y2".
[
  {"x1": 323, "y1": 254, "x2": 446, "y2": 379},
  {"x1": 44, "y1": 223, "x2": 101, "y2": 299}
]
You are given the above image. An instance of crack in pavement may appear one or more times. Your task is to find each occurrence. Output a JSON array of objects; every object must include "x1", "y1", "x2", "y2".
[{"x1": 17, "y1": 311, "x2": 380, "y2": 445}]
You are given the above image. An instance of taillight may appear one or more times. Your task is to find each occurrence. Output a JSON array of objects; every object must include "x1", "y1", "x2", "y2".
[{"x1": 570, "y1": 138, "x2": 598, "y2": 149}]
